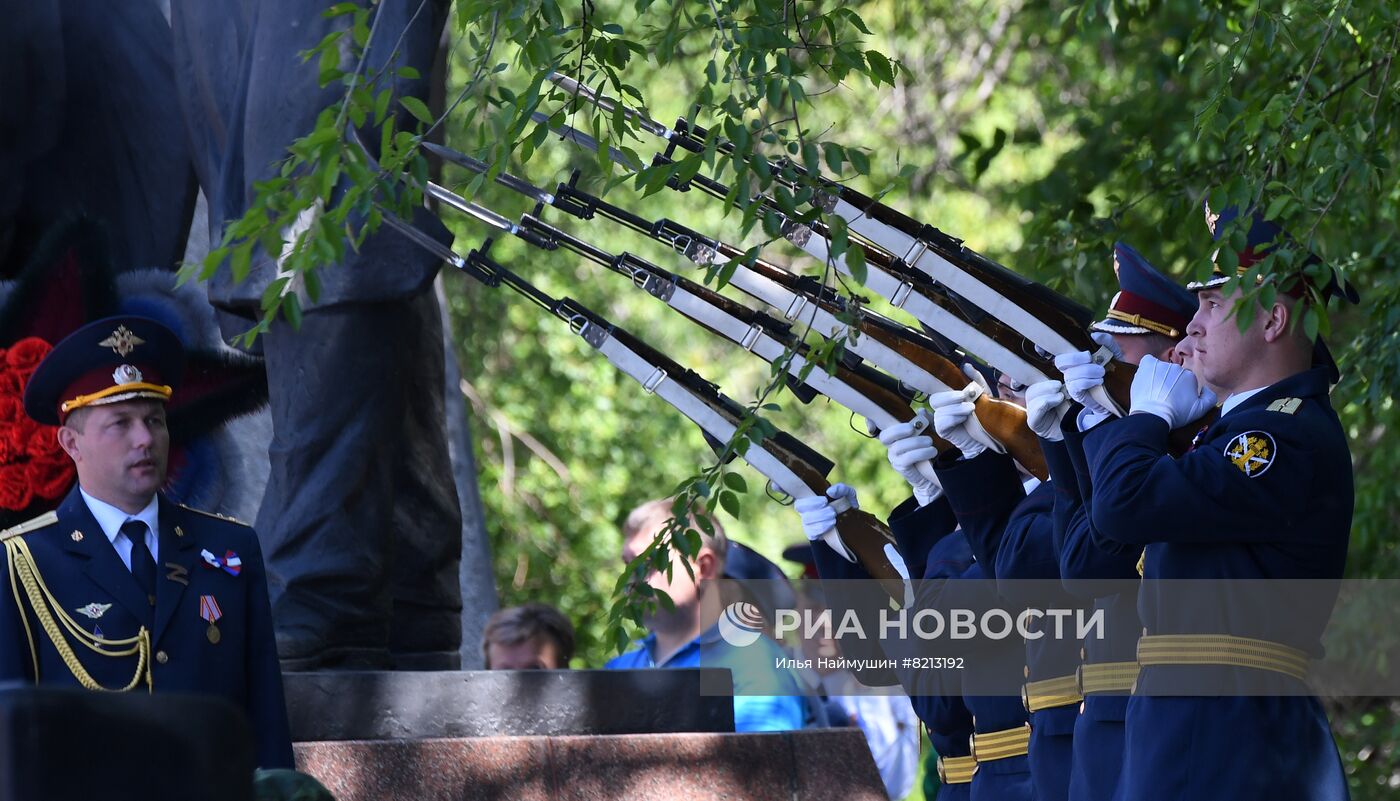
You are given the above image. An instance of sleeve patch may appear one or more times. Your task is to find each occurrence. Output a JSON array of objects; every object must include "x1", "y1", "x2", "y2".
[
  {"x1": 1266, "y1": 397, "x2": 1302, "y2": 415},
  {"x1": 1224, "y1": 431, "x2": 1277, "y2": 478}
]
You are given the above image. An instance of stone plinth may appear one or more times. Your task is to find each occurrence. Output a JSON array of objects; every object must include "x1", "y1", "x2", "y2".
[
  {"x1": 295, "y1": 729, "x2": 886, "y2": 801},
  {"x1": 284, "y1": 669, "x2": 735, "y2": 741}
]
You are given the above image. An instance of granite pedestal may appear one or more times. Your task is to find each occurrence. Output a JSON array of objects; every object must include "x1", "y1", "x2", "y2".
[
  {"x1": 286, "y1": 669, "x2": 888, "y2": 801},
  {"x1": 284, "y1": 669, "x2": 734, "y2": 740},
  {"x1": 295, "y1": 729, "x2": 887, "y2": 801}
]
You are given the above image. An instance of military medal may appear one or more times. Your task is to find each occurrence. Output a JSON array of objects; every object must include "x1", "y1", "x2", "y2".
[{"x1": 199, "y1": 595, "x2": 223, "y2": 644}]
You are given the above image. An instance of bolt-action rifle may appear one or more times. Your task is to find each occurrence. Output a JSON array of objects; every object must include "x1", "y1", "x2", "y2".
[
  {"x1": 381, "y1": 213, "x2": 911, "y2": 598},
  {"x1": 421, "y1": 141, "x2": 1048, "y2": 478}
]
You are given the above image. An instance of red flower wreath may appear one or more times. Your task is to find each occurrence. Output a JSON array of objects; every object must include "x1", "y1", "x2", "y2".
[{"x1": 0, "y1": 338, "x2": 75, "y2": 513}]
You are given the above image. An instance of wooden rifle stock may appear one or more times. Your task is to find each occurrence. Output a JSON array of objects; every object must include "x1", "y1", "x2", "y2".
[
  {"x1": 855, "y1": 323, "x2": 1048, "y2": 480},
  {"x1": 771, "y1": 444, "x2": 907, "y2": 600},
  {"x1": 835, "y1": 508, "x2": 908, "y2": 600}
]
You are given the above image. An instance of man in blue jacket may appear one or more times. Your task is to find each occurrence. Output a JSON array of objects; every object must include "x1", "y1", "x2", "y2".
[{"x1": 605, "y1": 498, "x2": 805, "y2": 732}]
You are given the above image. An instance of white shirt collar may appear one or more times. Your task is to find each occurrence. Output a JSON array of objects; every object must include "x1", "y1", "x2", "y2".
[
  {"x1": 1221, "y1": 387, "x2": 1268, "y2": 417},
  {"x1": 80, "y1": 488, "x2": 159, "y2": 549}
]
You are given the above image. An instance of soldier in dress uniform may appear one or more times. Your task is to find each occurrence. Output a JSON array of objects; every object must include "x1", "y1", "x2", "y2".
[
  {"x1": 798, "y1": 372, "x2": 1038, "y2": 801},
  {"x1": 1068, "y1": 205, "x2": 1355, "y2": 800},
  {"x1": 0, "y1": 316, "x2": 294, "y2": 768},
  {"x1": 1025, "y1": 242, "x2": 1197, "y2": 801}
]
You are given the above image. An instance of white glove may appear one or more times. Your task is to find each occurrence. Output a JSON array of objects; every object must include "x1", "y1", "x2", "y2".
[
  {"x1": 1024, "y1": 380, "x2": 1070, "y2": 441},
  {"x1": 1091, "y1": 330, "x2": 1124, "y2": 361},
  {"x1": 1054, "y1": 351, "x2": 1114, "y2": 418},
  {"x1": 962, "y1": 363, "x2": 993, "y2": 396},
  {"x1": 1129, "y1": 355, "x2": 1218, "y2": 428},
  {"x1": 794, "y1": 483, "x2": 860, "y2": 562},
  {"x1": 1054, "y1": 333, "x2": 1125, "y2": 419},
  {"x1": 929, "y1": 386, "x2": 985, "y2": 460},
  {"x1": 876, "y1": 410, "x2": 943, "y2": 507}
]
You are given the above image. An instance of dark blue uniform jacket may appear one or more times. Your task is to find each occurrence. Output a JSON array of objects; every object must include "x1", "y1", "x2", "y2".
[
  {"x1": 1084, "y1": 368, "x2": 1351, "y2": 801},
  {"x1": 0, "y1": 488, "x2": 294, "y2": 768}
]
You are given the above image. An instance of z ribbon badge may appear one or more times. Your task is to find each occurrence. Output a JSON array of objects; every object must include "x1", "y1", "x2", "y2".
[{"x1": 1225, "y1": 431, "x2": 1277, "y2": 478}]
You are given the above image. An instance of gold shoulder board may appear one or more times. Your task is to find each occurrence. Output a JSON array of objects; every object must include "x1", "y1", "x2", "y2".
[
  {"x1": 0, "y1": 511, "x2": 60, "y2": 541},
  {"x1": 176, "y1": 503, "x2": 250, "y2": 526},
  {"x1": 1266, "y1": 398, "x2": 1302, "y2": 415}
]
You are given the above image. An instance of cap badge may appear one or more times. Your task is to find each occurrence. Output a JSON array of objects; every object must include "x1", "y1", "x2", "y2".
[
  {"x1": 112, "y1": 364, "x2": 144, "y2": 385},
  {"x1": 99, "y1": 326, "x2": 145, "y2": 357}
]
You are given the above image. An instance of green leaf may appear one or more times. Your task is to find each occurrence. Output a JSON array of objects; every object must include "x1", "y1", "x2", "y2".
[
  {"x1": 399, "y1": 96, "x2": 433, "y2": 125},
  {"x1": 722, "y1": 472, "x2": 748, "y2": 492},
  {"x1": 1303, "y1": 307, "x2": 1319, "y2": 341},
  {"x1": 848, "y1": 148, "x2": 870, "y2": 175},
  {"x1": 231, "y1": 243, "x2": 253, "y2": 283},
  {"x1": 845, "y1": 245, "x2": 868, "y2": 285},
  {"x1": 718, "y1": 490, "x2": 740, "y2": 518},
  {"x1": 323, "y1": 3, "x2": 359, "y2": 18},
  {"x1": 865, "y1": 50, "x2": 894, "y2": 86},
  {"x1": 282, "y1": 292, "x2": 304, "y2": 330}
]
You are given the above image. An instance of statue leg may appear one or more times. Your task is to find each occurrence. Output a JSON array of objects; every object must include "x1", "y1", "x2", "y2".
[
  {"x1": 258, "y1": 300, "x2": 417, "y2": 670},
  {"x1": 387, "y1": 289, "x2": 464, "y2": 669}
]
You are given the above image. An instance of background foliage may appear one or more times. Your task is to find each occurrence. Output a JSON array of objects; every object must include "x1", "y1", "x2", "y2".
[
  {"x1": 435, "y1": 0, "x2": 1400, "y2": 794},
  {"x1": 204, "y1": 0, "x2": 1399, "y2": 795}
]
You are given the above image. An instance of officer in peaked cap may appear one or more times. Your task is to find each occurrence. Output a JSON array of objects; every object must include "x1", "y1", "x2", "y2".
[
  {"x1": 1070, "y1": 205, "x2": 1355, "y2": 801},
  {"x1": 1051, "y1": 242, "x2": 1199, "y2": 428},
  {"x1": 1, "y1": 316, "x2": 293, "y2": 768},
  {"x1": 1014, "y1": 242, "x2": 1197, "y2": 801},
  {"x1": 1092, "y1": 241, "x2": 1197, "y2": 343},
  {"x1": 1197, "y1": 201, "x2": 1357, "y2": 383}
]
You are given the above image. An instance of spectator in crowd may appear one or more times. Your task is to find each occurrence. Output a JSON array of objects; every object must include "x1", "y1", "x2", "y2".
[
  {"x1": 482, "y1": 603, "x2": 576, "y2": 669},
  {"x1": 604, "y1": 499, "x2": 805, "y2": 732}
]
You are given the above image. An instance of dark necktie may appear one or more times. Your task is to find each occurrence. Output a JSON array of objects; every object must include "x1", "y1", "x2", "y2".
[{"x1": 120, "y1": 520, "x2": 157, "y2": 611}]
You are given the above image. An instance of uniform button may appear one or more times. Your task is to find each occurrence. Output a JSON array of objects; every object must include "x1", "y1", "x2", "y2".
[
  {"x1": 156, "y1": 650, "x2": 169, "y2": 665},
  {"x1": 1080, "y1": 647, "x2": 1086, "y2": 660},
  {"x1": 148, "y1": 595, "x2": 156, "y2": 607},
  {"x1": 1023, "y1": 665, "x2": 1030, "y2": 678}
]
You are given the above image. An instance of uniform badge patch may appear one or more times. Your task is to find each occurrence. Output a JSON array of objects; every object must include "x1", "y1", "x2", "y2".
[
  {"x1": 1224, "y1": 431, "x2": 1277, "y2": 478},
  {"x1": 76, "y1": 602, "x2": 112, "y2": 620}
]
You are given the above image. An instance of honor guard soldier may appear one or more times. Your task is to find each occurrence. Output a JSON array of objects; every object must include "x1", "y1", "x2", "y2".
[
  {"x1": 1027, "y1": 243, "x2": 1197, "y2": 801},
  {"x1": 809, "y1": 371, "x2": 1037, "y2": 801},
  {"x1": 919, "y1": 369, "x2": 1058, "y2": 801},
  {"x1": 0, "y1": 316, "x2": 294, "y2": 768},
  {"x1": 797, "y1": 479, "x2": 978, "y2": 801},
  {"x1": 1071, "y1": 206, "x2": 1355, "y2": 801}
]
